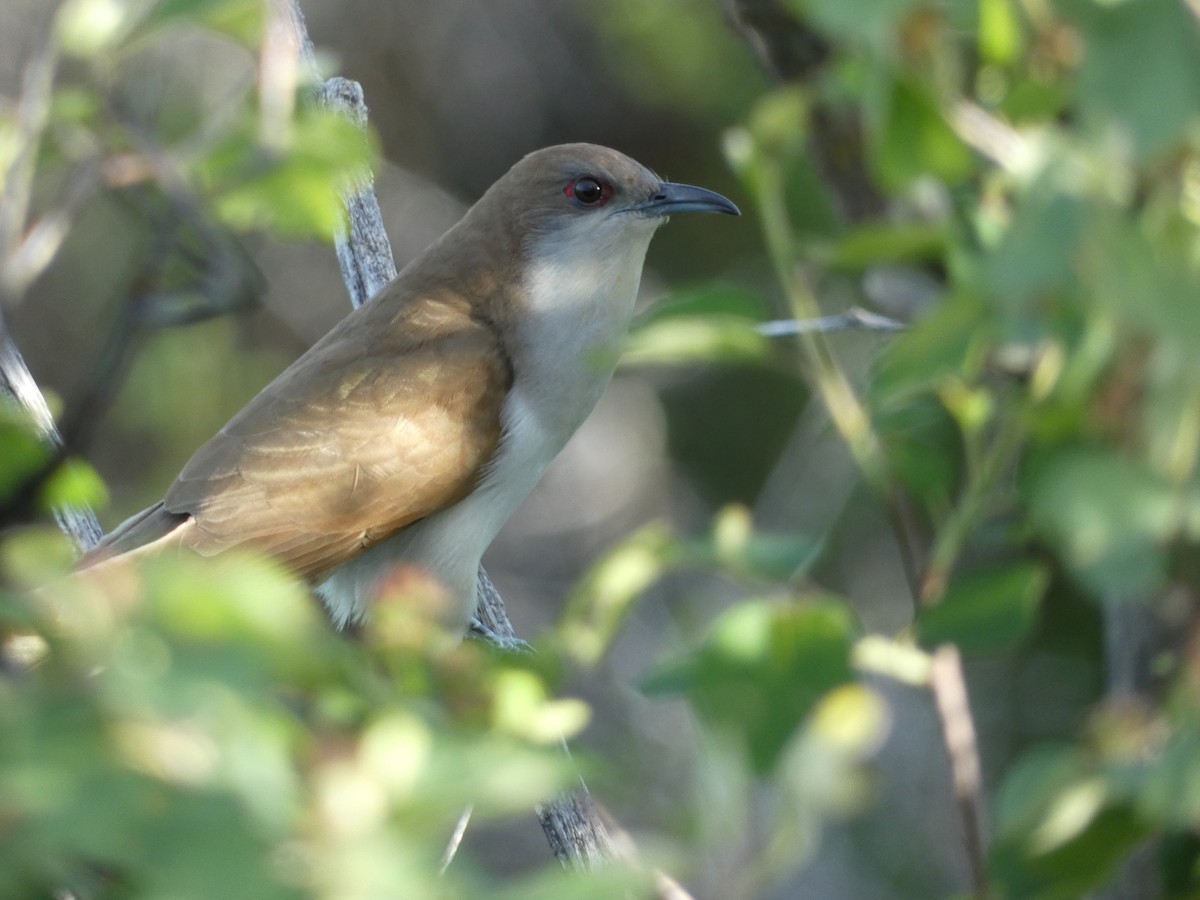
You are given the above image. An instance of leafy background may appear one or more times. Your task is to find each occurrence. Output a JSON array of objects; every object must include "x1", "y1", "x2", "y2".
[{"x1": 3, "y1": 0, "x2": 1200, "y2": 897}]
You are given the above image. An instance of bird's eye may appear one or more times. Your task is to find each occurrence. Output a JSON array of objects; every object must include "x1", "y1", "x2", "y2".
[{"x1": 564, "y1": 176, "x2": 612, "y2": 208}]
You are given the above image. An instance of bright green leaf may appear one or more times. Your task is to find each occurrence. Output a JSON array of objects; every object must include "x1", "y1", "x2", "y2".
[
  {"x1": 40, "y1": 458, "x2": 110, "y2": 513},
  {"x1": 621, "y1": 315, "x2": 771, "y2": 367},
  {"x1": 979, "y1": 0, "x2": 1022, "y2": 65}
]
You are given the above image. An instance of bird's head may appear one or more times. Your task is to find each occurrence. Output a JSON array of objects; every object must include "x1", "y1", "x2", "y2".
[{"x1": 476, "y1": 143, "x2": 740, "y2": 260}]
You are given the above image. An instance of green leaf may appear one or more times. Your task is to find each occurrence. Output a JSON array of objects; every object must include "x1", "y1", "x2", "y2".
[
  {"x1": 40, "y1": 458, "x2": 110, "y2": 512},
  {"x1": 872, "y1": 78, "x2": 974, "y2": 190},
  {"x1": 984, "y1": 184, "x2": 1086, "y2": 316},
  {"x1": 1024, "y1": 448, "x2": 1183, "y2": 597},
  {"x1": 1069, "y1": 0, "x2": 1200, "y2": 159},
  {"x1": 801, "y1": 0, "x2": 928, "y2": 51},
  {"x1": 871, "y1": 293, "x2": 991, "y2": 405},
  {"x1": 643, "y1": 598, "x2": 858, "y2": 773},
  {"x1": 814, "y1": 221, "x2": 948, "y2": 270},
  {"x1": 0, "y1": 412, "x2": 51, "y2": 503},
  {"x1": 875, "y1": 396, "x2": 962, "y2": 508},
  {"x1": 993, "y1": 803, "x2": 1147, "y2": 900},
  {"x1": 559, "y1": 524, "x2": 681, "y2": 666},
  {"x1": 638, "y1": 283, "x2": 769, "y2": 324},
  {"x1": 991, "y1": 744, "x2": 1146, "y2": 899},
  {"x1": 140, "y1": 0, "x2": 265, "y2": 44},
  {"x1": 979, "y1": 0, "x2": 1023, "y2": 65},
  {"x1": 198, "y1": 107, "x2": 375, "y2": 240},
  {"x1": 621, "y1": 315, "x2": 771, "y2": 367},
  {"x1": 918, "y1": 563, "x2": 1048, "y2": 653},
  {"x1": 695, "y1": 505, "x2": 824, "y2": 583},
  {"x1": 1136, "y1": 718, "x2": 1200, "y2": 828}
]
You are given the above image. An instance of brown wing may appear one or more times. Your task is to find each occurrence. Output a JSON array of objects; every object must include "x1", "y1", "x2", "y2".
[{"x1": 91, "y1": 289, "x2": 511, "y2": 581}]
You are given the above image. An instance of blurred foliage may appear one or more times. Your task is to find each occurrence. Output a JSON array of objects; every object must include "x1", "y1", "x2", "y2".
[
  {"x1": 609, "y1": 0, "x2": 1200, "y2": 896},
  {"x1": 0, "y1": 523, "x2": 637, "y2": 898},
  {"x1": 6, "y1": 0, "x2": 1200, "y2": 897}
]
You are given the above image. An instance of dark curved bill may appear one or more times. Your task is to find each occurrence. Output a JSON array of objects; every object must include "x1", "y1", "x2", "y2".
[{"x1": 629, "y1": 181, "x2": 741, "y2": 217}]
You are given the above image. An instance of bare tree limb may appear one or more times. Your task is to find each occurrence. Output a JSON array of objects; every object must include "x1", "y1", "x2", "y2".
[
  {"x1": 0, "y1": 39, "x2": 104, "y2": 553},
  {"x1": 930, "y1": 646, "x2": 991, "y2": 899},
  {"x1": 756, "y1": 307, "x2": 905, "y2": 337}
]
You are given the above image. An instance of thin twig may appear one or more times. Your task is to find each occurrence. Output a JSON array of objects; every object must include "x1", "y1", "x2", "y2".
[
  {"x1": 930, "y1": 646, "x2": 991, "y2": 899},
  {"x1": 0, "y1": 44, "x2": 104, "y2": 552},
  {"x1": 439, "y1": 806, "x2": 474, "y2": 873},
  {"x1": 755, "y1": 307, "x2": 905, "y2": 337}
]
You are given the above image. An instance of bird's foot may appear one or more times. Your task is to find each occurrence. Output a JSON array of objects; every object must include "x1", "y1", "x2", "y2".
[{"x1": 467, "y1": 618, "x2": 533, "y2": 654}]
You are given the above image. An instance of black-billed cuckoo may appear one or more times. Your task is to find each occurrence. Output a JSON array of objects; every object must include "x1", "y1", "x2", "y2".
[{"x1": 85, "y1": 144, "x2": 739, "y2": 630}]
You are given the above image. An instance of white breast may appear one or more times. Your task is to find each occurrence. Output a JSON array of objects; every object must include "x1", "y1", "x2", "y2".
[{"x1": 317, "y1": 218, "x2": 658, "y2": 629}]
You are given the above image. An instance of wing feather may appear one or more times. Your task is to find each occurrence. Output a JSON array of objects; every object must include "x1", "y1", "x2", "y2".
[{"x1": 92, "y1": 288, "x2": 511, "y2": 582}]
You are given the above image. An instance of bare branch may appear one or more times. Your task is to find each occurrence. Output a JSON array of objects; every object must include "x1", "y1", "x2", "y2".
[
  {"x1": 0, "y1": 39, "x2": 59, "y2": 279},
  {"x1": 0, "y1": 43, "x2": 104, "y2": 553},
  {"x1": 930, "y1": 646, "x2": 990, "y2": 899},
  {"x1": 756, "y1": 307, "x2": 905, "y2": 337},
  {"x1": 0, "y1": 328, "x2": 104, "y2": 551}
]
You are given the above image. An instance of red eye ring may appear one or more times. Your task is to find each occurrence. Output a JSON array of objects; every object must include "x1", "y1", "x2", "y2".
[{"x1": 564, "y1": 176, "x2": 613, "y2": 208}]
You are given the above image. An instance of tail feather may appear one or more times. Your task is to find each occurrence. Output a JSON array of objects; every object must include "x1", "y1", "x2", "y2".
[{"x1": 78, "y1": 502, "x2": 191, "y2": 568}]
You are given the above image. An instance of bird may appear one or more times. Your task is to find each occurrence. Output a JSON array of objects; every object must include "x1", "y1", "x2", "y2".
[{"x1": 83, "y1": 143, "x2": 739, "y2": 632}]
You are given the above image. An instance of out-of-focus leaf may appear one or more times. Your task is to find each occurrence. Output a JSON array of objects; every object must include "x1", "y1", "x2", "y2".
[
  {"x1": 1002, "y1": 77, "x2": 1071, "y2": 123},
  {"x1": 979, "y1": 0, "x2": 1023, "y2": 65},
  {"x1": 642, "y1": 598, "x2": 858, "y2": 773},
  {"x1": 991, "y1": 744, "x2": 1146, "y2": 899},
  {"x1": 984, "y1": 183, "x2": 1085, "y2": 316},
  {"x1": 813, "y1": 221, "x2": 948, "y2": 270},
  {"x1": 198, "y1": 107, "x2": 374, "y2": 240},
  {"x1": 1024, "y1": 448, "x2": 1184, "y2": 596},
  {"x1": 871, "y1": 294, "x2": 991, "y2": 404},
  {"x1": 726, "y1": 86, "x2": 837, "y2": 236},
  {"x1": 872, "y1": 78, "x2": 974, "y2": 190},
  {"x1": 767, "y1": 684, "x2": 892, "y2": 871},
  {"x1": 992, "y1": 803, "x2": 1147, "y2": 900},
  {"x1": 490, "y1": 669, "x2": 590, "y2": 744},
  {"x1": 55, "y1": 0, "x2": 148, "y2": 57},
  {"x1": 139, "y1": 0, "x2": 265, "y2": 44},
  {"x1": 621, "y1": 315, "x2": 771, "y2": 367},
  {"x1": 695, "y1": 504, "x2": 824, "y2": 583},
  {"x1": 638, "y1": 283, "x2": 770, "y2": 324},
  {"x1": 0, "y1": 528, "x2": 78, "y2": 587},
  {"x1": 801, "y1": 0, "x2": 928, "y2": 51},
  {"x1": 1068, "y1": 0, "x2": 1200, "y2": 160},
  {"x1": 40, "y1": 458, "x2": 110, "y2": 513},
  {"x1": 0, "y1": 413, "x2": 51, "y2": 502},
  {"x1": 1087, "y1": 214, "x2": 1200, "y2": 350},
  {"x1": 558, "y1": 524, "x2": 681, "y2": 667},
  {"x1": 1135, "y1": 719, "x2": 1200, "y2": 828},
  {"x1": 918, "y1": 563, "x2": 1048, "y2": 653},
  {"x1": 590, "y1": 0, "x2": 766, "y2": 120},
  {"x1": 877, "y1": 400, "x2": 962, "y2": 509}
]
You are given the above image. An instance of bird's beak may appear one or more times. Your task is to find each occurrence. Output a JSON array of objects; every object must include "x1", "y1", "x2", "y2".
[{"x1": 627, "y1": 181, "x2": 741, "y2": 217}]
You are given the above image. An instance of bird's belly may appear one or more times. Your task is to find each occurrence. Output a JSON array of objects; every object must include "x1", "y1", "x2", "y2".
[{"x1": 316, "y1": 386, "x2": 565, "y2": 631}]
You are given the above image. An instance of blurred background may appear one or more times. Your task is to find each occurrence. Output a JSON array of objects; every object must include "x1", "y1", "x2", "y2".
[{"x1": 4, "y1": 0, "x2": 1153, "y2": 896}]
